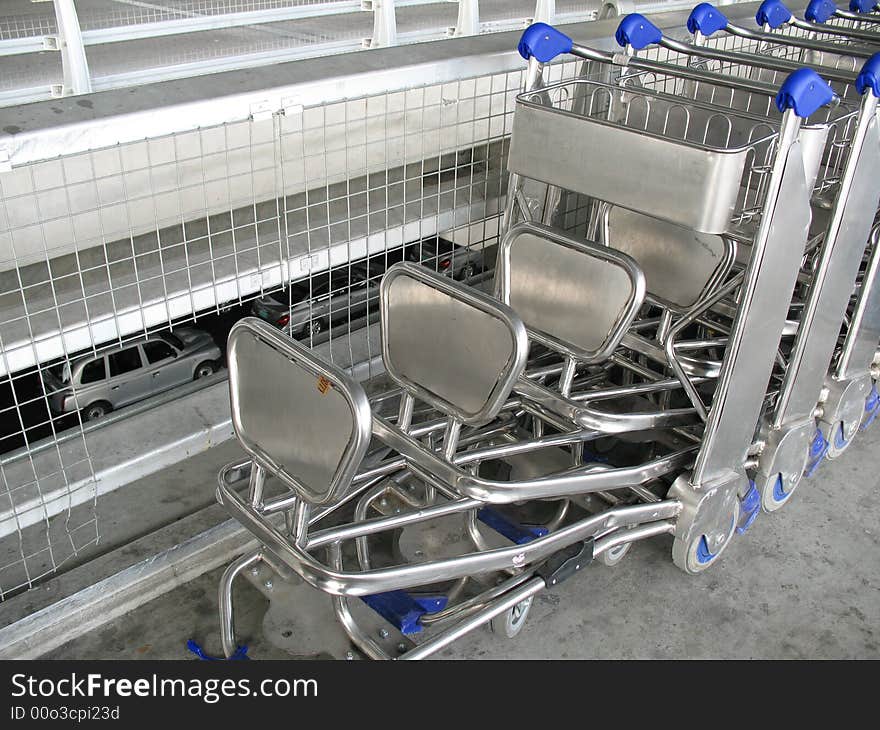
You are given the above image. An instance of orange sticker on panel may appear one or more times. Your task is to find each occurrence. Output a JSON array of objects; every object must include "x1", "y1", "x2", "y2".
[{"x1": 317, "y1": 376, "x2": 332, "y2": 395}]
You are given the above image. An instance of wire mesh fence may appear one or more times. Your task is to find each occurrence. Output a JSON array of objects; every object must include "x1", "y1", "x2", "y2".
[{"x1": 0, "y1": 30, "x2": 586, "y2": 599}]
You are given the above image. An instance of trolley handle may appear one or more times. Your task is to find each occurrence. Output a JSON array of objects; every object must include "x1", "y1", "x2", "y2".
[
  {"x1": 804, "y1": 0, "x2": 838, "y2": 24},
  {"x1": 775, "y1": 68, "x2": 836, "y2": 116},
  {"x1": 615, "y1": 14, "x2": 838, "y2": 117},
  {"x1": 615, "y1": 13, "x2": 663, "y2": 50},
  {"x1": 687, "y1": 3, "x2": 729, "y2": 36},
  {"x1": 517, "y1": 22, "x2": 573, "y2": 63},
  {"x1": 856, "y1": 54, "x2": 880, "y2": 97},
  {"x1": 756, "y1": 0, "x2": 794, "y2": 28}
]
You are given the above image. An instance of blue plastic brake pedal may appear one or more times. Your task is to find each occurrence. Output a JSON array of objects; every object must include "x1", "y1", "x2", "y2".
[
  {"x1": 804, "y1": 428, "x2": 829, "y2": 477},
  {"x1": 736, "y1": 480, "x2": 761, "y2": 534},
  {"x1": 478, "y1": 507, "x2": 549, "y2": 545},
  {"x1": 361, "y1": 591, "x2": 448, "y2": 635},
  {"x1": 860, "y1": 383, "x2": 880, "y2": 431}
]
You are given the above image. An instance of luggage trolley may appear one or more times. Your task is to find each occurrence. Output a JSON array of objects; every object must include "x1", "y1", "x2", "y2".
[
  {"x1": 601, "y1": 13, "x2": 880, "y2": 504},
  {"x1": 516, "y1": 19, "x2": 875, "y2": 509},
  {"x1": 745, "y1": 3, "x2": 880, "y2": 453},
  {"x1": 210, "y1": 32, "x2": 837, "y2": 659},
  {"x1": 679, "y1": 5, "x2": 880, "y2": 477}
]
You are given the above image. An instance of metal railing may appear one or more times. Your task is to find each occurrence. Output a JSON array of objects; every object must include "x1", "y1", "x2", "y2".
[{"x1": 0, "y1": 1, "x2": 712, "y2": 107}]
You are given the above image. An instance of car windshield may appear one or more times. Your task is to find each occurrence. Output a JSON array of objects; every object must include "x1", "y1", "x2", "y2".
[{"x1": 159, "y1": 332, "x2": 184, "y2": 350}]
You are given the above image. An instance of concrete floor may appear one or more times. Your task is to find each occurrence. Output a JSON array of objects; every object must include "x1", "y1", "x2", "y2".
[{"x1": 42, "y1": 423, "x2": 880, "y2": 660}]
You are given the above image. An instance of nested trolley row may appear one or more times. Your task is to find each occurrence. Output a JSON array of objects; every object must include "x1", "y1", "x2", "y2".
[{"x1": 204, "y1": 5, "x2": 880, "y2": 660}]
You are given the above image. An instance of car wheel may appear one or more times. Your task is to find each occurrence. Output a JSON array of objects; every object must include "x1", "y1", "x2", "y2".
[
  {"x1": 83, "y1": 401, "x2": 112, "y2": 422},
  {"x1": 194, "y1": 361, "x2": 216, "y2": 380},
  {"x1": 307, "y1": 319, "x2": 325, "y2": 337},
  {"x1": 458, "y1": 263, "x2": 477, "y2": 281}
]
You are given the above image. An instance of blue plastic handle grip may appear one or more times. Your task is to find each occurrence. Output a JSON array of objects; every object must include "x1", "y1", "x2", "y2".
[
  {"x1": 518, "y1": 22, "x2": 573, "y2": 62},
  {"x1": 755, "y1": 0, "x2": 793, "y2": 28},
  {"x1": 856, "y1": 53, "x2": 880, "y2": 97},
  {"x1": 615, "y1": 14, "x2": 663, "y2": 49},
  {"x1": 805, "y1": 0, "x2": 839, "y2": 22},
  {"x1": 687, "y1": 3, "x2": 729, "y2": 35},
  {"x1": 776, "y1": 68, "x2": 835, "y2": 117},
  {"x1": 850, "y1": 0, "x2": 878, "y2": 12}
]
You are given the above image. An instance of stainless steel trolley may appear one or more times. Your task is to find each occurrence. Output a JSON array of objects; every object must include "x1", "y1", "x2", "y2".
[
  {"x1": 210, "y1": 26, "x2": 838, "y2": 659},
  {"x1": 661, "y1": 8, "x2": 880, "y2": 488}
]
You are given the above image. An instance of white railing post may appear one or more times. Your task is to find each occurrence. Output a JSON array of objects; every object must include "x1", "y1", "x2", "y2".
[
  {"x1": 534, "y1": 0, "x2": 557, "y2": 23},
  {"x1": 453, "y1": 0, "x2": 480, "y2": 36},
  {"x1": 366, "y1": 0, "x2": 398, "y2": 47},
  {"x1": 53, "y1": 0, "x2": 92, "y2": 95}
]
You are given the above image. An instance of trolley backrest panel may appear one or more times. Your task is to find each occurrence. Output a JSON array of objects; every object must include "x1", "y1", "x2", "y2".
[
  {"x1": 227, "y1": 318, "x2": 372, "y2": 506},
  {"x1": 496, "y1": 222, "x2": 646, "y2": 363},
  {"x1": 603, "y1": 208, "x2": 728, "y2": 311},
  {"x1": 380, "y1": 263, "x2": 528, "y2": 425}
]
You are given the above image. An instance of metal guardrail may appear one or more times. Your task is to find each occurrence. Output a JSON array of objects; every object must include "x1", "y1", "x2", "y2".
[{"x1": 0, "y1": 1, "x2": 712, "y2": 107}]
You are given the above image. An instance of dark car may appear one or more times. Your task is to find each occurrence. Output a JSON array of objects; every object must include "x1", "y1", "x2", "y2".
[
  {"x1": 403, "y1": 237, "x2": 484, "y2": 280},
  {"x1": 250, "y1": 264, "x2": 380, "y2": 338}
]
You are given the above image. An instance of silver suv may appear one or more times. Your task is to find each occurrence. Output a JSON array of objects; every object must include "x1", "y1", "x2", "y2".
[{"x1": 43, "y1": 328, "x2": 222, "y2": 421}]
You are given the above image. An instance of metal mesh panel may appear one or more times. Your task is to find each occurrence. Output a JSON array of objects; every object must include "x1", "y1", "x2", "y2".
[
  {"x1": 0, "y1": 4, "x2": 57, "y2": 41},
  {"x1": 0, "y1": 46, "x2": 580, "y2": 597}
]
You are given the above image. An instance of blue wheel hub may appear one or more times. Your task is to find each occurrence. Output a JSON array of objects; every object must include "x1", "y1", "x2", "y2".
[
  {"x1": 772, "y1": 474, "x2": 789, "y2": 503},
  {"x1": 695, "y1": 535, "x2": 716, "y2": 564},
  {"x1": 804, "y1": 429, "x2": 829, "y2": 476}
]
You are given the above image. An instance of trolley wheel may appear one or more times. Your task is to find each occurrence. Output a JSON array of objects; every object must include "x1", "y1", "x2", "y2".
[
  {"x1": 83, "y1": 400, "x2": 112, "y2": 422},
  {"x1": 824, "y1": 421, "x2": 852, "y2": 461},
  {"x1": 759, "y1": 472, "x2": 798, "y2": 514},
  {"x1": 682, "y1": 498, "x2": 739, "y2": 575},
  {"x1": 598, "y1": 541, "x2": 631, "y2": 567},
  {"x1": 489, "y1": 596, "x2": 533, "y2": 639}
]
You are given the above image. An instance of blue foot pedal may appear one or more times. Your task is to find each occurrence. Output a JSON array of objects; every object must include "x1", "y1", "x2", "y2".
[
  {"x1": 736, "y1": 480, "x2": 760, "y2": 534},
  {"x1": 478, "y1": 507, "x2": 549, "y2": 545},
  {"x1": 860, "y1": 384, "x2": 879, "y2": 432},
  {"x1": 361, "y1": 591, "x2": 448, "y2": 635},
  {"x1": 804, "y1": 428, "x2": 828, "y2": 477},
  {"x1": 187, "y1": 639, "x2": 249, "y2": 661}
]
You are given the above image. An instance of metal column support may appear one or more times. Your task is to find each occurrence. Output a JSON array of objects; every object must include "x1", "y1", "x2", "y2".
[
  {"x1": 534, "y1": 0, "x2": 557, "y2": 24},
  {"x1": 367, "y1": 0, "x2": 398, "y2": 47},
  {"x1": 454, "y1": 0, "x2": 480, "y2": 37},
  {"x1": 53, "y1": 0, "x2": 92, "y2": 95}
]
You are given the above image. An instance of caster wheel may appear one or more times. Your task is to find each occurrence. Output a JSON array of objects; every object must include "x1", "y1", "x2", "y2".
[
  {"x1": 824, "y1": 420, "x2": 854, "y2": 461},
  {"x1": 490, "y1": 596, "x2": 533, "y2": 638},
  {"x1": 682, "y1": 499, "x2": 739, "y2": 574},
  {"x1": 759, "y1": 472, "x2": 798, "y2": 513},
  {"x1": 598, "y1": 541, "x2": 631, "y2": 567}
]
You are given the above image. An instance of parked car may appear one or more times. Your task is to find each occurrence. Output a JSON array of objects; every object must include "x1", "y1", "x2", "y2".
[
  {"x1": 403, "y1": 237, "x2": 484, "y2": 280},
  {"x1": 43, "y1": 328, "x2": 222, "y2": 421},
  {"x1": 250, "y1": 264, "x2": 380, "y2": 338}
]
